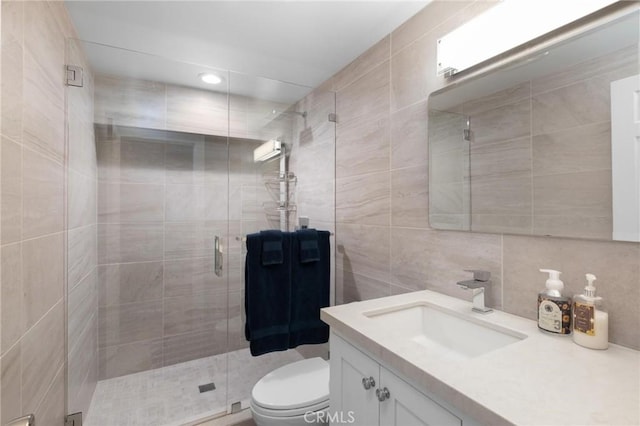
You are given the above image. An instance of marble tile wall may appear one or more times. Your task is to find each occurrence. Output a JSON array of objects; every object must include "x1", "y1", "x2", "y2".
[
  {"x1": 0, "y1": 1, "x2": 95, "y2": 424},
  {"x1": 323, "y1": 0, "x2": 640, "y2": 350}
]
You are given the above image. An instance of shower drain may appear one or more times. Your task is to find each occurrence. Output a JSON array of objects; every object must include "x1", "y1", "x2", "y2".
[{"x1": 198, "y1": 382, "x2": 216, "y2": 393}]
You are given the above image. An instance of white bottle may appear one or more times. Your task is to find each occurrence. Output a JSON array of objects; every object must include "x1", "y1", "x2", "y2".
[{"x1": 573, "y1": 274, "x2": 608, "y2": 350}]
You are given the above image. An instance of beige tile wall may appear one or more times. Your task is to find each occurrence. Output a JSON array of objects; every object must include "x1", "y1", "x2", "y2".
[
  {"x1": 93, "y1": 68, "x2": 337, "y2": 376},
  {"x1": 94, "y1": 74, "x2": 292, "y2": 141},
  {"x1": 94, "y1": 127, "x2": 239, "y2": 379},
  {"x1": 1, "y1": 1, "x2": 97, "y2": 424},
  {"x1": 287, "y1": 87, "x2": 336, "y2": 359},
  {"x1": 325, "y1": 0, "x2": 640, "y2": 350}
]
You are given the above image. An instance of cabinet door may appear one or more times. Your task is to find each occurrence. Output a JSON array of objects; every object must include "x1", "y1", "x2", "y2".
[
  {"x1": 330, "y1": 334, "x2": 380, "y2": 426},
  {"x1": 379, "y1": 367, "x2": 462, "y2": 426}
]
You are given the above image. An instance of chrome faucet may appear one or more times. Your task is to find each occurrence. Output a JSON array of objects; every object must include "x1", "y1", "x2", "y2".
[{"x1": 457, "y1": 269, "x2": 492, "y2": 314}]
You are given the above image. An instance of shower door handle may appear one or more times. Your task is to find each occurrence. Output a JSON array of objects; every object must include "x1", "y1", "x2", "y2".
[{"x1": 214, "y1": 236, "x2": 223, "y2": 277}]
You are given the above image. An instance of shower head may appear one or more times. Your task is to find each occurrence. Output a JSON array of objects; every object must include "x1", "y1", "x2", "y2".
[
  {"x1": 253, "y1": 139, "x2": 282, "y2": 162},
  {"x1": 271, "y1": 109, "x2": 307, "y2": 119}
]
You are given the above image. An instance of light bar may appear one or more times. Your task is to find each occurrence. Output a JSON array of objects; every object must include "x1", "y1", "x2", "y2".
[
  {"x1": 253, "y1": 139, "x2": 282, "y2": 162},
  {"x1": 437, "y1": 0, "x2": 617, "y2": 76}
]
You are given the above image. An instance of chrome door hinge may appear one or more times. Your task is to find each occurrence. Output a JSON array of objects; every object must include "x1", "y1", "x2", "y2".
[
  {"x1": 441, "y1": 67, "x2": 459, "y2": 78},
  {"x1": 66, "y1": 65, "x2": 83, "y2": 87},
  {"x1": 65, "y1": 412, "x2": 82, "y2": 426},
  {"x1": 328, "y1": 113, "x2": 337, "y2": 123}
]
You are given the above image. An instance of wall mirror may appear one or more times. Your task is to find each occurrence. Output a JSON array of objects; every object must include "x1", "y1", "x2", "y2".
[{"x1": 428, "y1": 7, "x2": 639, "y2": 242}]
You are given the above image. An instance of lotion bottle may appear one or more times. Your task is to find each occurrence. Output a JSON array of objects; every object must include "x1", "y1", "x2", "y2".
[
  {"x1": 573, "y1": 274, "x2": 608, "y2": 350},
  {"x1": 538, "y1": 269, "x2": 572, "y2": 335}
]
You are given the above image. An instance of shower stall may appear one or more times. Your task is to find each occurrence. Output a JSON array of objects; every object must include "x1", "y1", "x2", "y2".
[{"x1": 65, "y1": 39, "x2": 336, "y2": 425}]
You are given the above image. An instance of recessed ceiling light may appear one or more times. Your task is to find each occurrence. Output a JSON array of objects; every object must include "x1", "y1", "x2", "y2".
[{"x1": 199, "y1": 73, "x2": 222, "y2": 85}]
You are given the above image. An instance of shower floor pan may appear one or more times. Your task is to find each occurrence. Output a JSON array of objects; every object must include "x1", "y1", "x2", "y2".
[{"x1": 85, "y1": 348, "x2": 303, "y2": 426}]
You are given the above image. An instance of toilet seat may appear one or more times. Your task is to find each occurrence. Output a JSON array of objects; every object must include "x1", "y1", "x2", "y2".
[
  {"x1": 251, "y1": 398, "x2": 329, "y2": 418},
  {"x1": 251, "y1": 357, "x2": 329, "y2": 418}
]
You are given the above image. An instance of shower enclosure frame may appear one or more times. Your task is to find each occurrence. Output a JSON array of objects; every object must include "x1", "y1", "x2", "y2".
[{"x1": 64, "y1": 38, "x2": 336, "y2": 426}]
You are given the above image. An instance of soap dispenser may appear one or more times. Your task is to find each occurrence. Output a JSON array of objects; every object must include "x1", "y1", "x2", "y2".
[
  {"x1": 573, "y1": 274, "x2": 608, "y2": 350},
  {"x1": 538, "y1": 269, "x2": 572, "y2": 335}
]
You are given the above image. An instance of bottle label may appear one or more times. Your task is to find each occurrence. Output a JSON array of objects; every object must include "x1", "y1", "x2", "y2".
[
  {"x1": 574, "y1": 302, "x2": 595, "y2": 335},
  {"x1": 538, "y1": 296, "x2": 571, "y2": 334}
]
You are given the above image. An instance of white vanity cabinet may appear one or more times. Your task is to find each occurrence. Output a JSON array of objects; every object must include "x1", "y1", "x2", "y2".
[{"x1": 330, "y1": 333, "x2": 463, "y2": 426}]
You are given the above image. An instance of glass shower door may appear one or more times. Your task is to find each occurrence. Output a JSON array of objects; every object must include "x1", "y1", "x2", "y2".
[{"x1": 65, "y1": 38, "x2": 336, "y2": 426}]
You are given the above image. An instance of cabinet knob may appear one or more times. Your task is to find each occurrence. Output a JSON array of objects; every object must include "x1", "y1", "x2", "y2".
[
  {"x1": 376, "y1": 387, "x2": 390, "y2": 402},
  {"x1": 362, "y1": 376, "x2": 376, "y2": 390}
]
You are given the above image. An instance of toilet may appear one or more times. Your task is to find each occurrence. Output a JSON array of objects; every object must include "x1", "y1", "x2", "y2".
[{"x1": 250, "y1": 357, "x2": 330, "y2": 426}]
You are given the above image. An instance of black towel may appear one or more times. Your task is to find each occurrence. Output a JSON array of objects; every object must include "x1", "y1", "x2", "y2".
[
  {"x1": 289, "y1": 229, "x2": 330, "y2": 348},
  {"x1": 297, "y1": 229, "x2": 320, "y2": 263},
  {"x1": 244, "y1": 232, "x2": 291, "y2": 356},
  {"x1": 260, "y1": 230, "x2": 284, "y2": 265}
]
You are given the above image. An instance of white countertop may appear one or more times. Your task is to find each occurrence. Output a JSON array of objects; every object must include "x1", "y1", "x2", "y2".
[{"x1": 321, "y1": 290, "x2": 640, "y2": 426}]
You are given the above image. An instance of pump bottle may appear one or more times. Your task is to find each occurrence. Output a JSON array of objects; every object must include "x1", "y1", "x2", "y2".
[
  {"x1": 538, "y1": 269, "x2": 572, "y2": 335},
  {"x1": 573, "y1": 274, "x2": 608, "y2": 349}
]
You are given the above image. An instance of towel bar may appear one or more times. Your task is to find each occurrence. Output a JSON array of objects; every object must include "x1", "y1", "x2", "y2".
[{"x1": 235, "y1": 232, "x2": 333, "y2": 242}]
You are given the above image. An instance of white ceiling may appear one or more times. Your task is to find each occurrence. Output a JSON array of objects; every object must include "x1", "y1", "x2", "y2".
[{"x1": 65, "y1": 1, "x2": 429, "y2": 103}]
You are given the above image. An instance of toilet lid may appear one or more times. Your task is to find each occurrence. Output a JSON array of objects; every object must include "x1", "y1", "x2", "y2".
[{"x1": 251, "y1": 357, "x2": 329, "y2": 410}]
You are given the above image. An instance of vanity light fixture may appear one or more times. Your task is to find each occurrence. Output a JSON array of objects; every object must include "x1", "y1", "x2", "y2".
[
  {"x1": 199, "y1": 72, "x2": 222, "y2": 85},
  {"x1": 436, "y1": 0, "x2": 617, "y2": 76}
]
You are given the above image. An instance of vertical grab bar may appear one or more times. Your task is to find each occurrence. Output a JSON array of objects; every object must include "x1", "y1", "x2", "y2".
[
  {"x1": 214, "y1": 236, "x2": 223, "y2": 277},
  {"x1": 5, "y1": 414, "x2": 35, "y2": 426}
]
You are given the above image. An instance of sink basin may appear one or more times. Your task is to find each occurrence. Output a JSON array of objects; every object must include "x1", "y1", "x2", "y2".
[{"x1": 363, "y1": 302, "x2": 526, "y2": 359}]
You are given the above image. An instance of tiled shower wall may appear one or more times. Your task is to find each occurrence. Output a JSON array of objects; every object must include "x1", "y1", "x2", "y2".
[
  {"x1": 327, "y1": 0, "x2": 640, "y2": 350},
  {"x1": 94, "y1": 126, "x2": 266, "y2": 379},
  {"x1": 92, "y1": 74, "x2": 335, "y2": 378},
  {"x1": 94, "y1": 74, "x2": 293, "y2": 141},
  {"x1": 1, "y1": 1, "x2": 97, "y2": 424}
]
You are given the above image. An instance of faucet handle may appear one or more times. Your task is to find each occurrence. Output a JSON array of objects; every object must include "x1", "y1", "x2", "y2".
[{"x1": 464, "y1": 269, "x2": 491, "y2": 282}]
